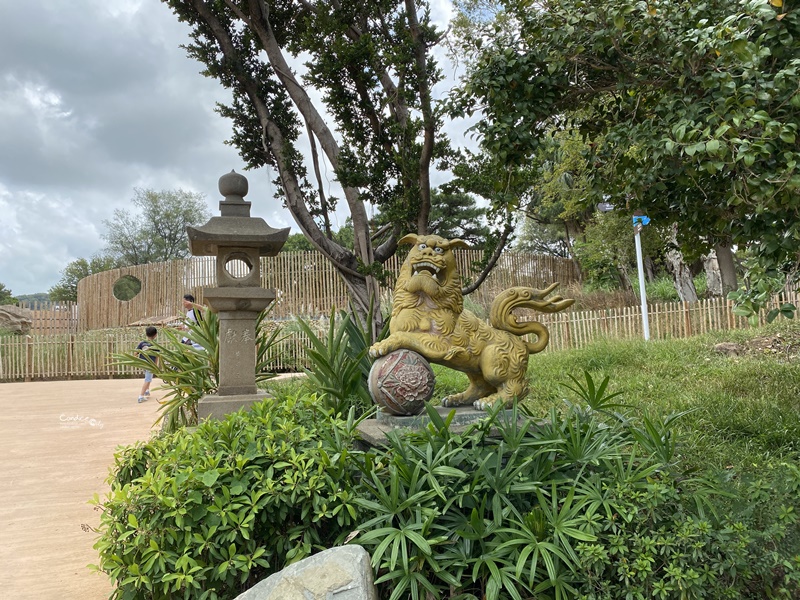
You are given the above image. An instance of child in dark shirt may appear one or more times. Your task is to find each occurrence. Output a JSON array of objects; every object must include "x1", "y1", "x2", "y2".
[{"x1": 136, "y1": 326, "x2": 158, "y2": 403}]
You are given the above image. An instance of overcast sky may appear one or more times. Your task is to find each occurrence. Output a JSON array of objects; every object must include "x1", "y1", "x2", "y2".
[{"x1": 0, "y1": 0, "x2": 464, "y2": 296}]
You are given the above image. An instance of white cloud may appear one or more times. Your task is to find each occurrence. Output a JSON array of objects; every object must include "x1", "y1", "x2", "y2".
[{"x1": 0, "y1": 0, "x2": 469, "y2": 296}]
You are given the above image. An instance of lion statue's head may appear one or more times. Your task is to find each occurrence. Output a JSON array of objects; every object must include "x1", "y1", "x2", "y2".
[{"x1": 393, "y1": 234, "x2": 469, "y2": 316}]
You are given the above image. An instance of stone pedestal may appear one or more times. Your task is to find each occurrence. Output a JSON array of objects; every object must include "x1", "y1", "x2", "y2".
[
  {"x1": 197, "y1": 392, "x2": 271, "y2": 421},
  {"x1": 203, "y1": 287, "x2": 275, "y2": 397},
  {"x1": 355, "y1": 405, "x2": 530, "y2": 448}
]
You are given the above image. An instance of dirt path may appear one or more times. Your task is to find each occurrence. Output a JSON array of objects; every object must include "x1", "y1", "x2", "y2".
[{"x1": 0, "y1": 378, "x2": 162, "y2": 599}]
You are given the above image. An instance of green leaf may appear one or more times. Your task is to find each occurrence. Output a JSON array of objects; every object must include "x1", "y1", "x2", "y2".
[{"x1": 201, "y1": 470, "x2": 220, "y2": 487}]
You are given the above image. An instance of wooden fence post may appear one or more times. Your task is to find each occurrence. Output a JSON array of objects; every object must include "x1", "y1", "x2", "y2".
[
  {"x1": 67, "y1": 334, "x2": 74, "y2": 380},
  {"x1": 25, "y1": 335, "x2": 33, "y2": 382},
  {"x1": 683, "y1": 302, "x2": 692, "y2": 337},
  {"x1": 107, "y1": 336, "x2": 114, "y2": 379}
]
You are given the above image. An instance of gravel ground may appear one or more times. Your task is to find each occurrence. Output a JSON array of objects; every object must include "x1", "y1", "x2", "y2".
[{"x1": 0, "y1": 378, "x2": 161, "y2": 599}]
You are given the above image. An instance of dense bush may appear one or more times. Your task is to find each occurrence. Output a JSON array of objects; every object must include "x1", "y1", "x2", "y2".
[
  {"x1": 92, "y1": 395, "x2": 364, "y2": 599},
  {"x1": 94, "y1": 377, "x2": 800, "y2": 600},
  {"x1": 351, "y1": 390, "x2": 800, "y2": 600}
]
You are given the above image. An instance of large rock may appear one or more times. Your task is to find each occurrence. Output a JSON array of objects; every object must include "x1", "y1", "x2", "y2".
[
  {"x1": 234, "y1": 545, "x2": 378, "y2": 600},
  {"x1": 0, "y1": 305, "x2": 33, "y2": 335}
]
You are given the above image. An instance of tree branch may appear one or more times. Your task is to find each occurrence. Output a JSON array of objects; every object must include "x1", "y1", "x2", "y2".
[
  {"x1": 404, "y1": 0, "x2": 434, "y2": 234},
  {"x1": 461, "y1": 220, "x2": 515, "y2": 295}
]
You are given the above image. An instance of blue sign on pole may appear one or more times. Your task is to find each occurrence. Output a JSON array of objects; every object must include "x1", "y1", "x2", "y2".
[{"x1": 632, "y1": 215, "x2": 651, "y2": 227}]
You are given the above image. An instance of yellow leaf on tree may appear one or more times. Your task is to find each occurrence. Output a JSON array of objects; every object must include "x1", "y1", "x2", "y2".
[{"x1": 769, "y1": 0, "x2": 783, "y2": 7}]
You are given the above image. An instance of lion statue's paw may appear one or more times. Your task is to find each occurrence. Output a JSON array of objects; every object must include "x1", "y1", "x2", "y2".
[
  {"x1": 473, "y1": 397, "x2": 513, "y2": 411},
  {"x1": 368, "y1": 343, "x2": 391, "y2": 359},
  {"x1": 441, "y1": 394, "x2": 471, "y2": 407}
]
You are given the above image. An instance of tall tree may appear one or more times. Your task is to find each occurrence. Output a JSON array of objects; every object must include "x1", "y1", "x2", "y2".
[
  {"x1": 160, "y1": 0, "x2": 512, "y2": 328},
  {"x1": 103, "y1": 188, "x2": 211, "y2": 265},
  {"x1": 452, "y1": 0, "x2": 800, "y2": 304},
  {"x1": 49, "y1": 256, "x2": 119, "y2": 302},
  {"x1": 0, "y1": 283, "x2": 17, "y2": 305}
]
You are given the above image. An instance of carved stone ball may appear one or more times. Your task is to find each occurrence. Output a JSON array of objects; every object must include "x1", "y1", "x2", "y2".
[
  {"x1": 218, "y1": 169, "x2": 248, "y2": 199},
  {"x1": 368, "y1": 349, "x2": 435, "y2": 416}
]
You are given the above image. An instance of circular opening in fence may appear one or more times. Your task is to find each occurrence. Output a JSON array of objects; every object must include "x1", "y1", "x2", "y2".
[
  {"x1": 112, "y1": 275, "x2": 142, "y2": 301},
  {"x1": 224, "y1": 254, "x2": 253, "y2": 279}
]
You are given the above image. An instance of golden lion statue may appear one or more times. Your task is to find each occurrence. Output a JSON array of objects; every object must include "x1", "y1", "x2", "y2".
[{"x1": 369, "y1": 234, "x2": 574, "y2": 410}]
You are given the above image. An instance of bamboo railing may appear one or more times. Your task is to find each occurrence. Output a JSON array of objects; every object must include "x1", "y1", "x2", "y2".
[
  {"x1": 75, "y1": 251, "x2": 580, "y2": 331},
  {"x1": 12, "y1": 301, "x2": 79, "y2": 335},
  {"x1": 2, "y1": 294, "x2": 795, "y2": 382}
]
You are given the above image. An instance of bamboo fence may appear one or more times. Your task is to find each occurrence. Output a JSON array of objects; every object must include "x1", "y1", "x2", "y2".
[
  {"x1": 75, "y1": 250, "x2": 580, "y2": 331},
  {"x1": 11, "y1": 301, "x2": 79, "y2": 335},
  {"x1": 2, "y1": 293, "x2": 796, "y2": 382}
]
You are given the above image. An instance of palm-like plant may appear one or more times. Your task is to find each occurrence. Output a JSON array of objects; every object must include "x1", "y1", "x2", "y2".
[
  {"x1": 295, "y1": 302, "x2": 389, "y2": 416},
  {"x1": 113, "y1": 308, "x2": 282, "y2": 432}
]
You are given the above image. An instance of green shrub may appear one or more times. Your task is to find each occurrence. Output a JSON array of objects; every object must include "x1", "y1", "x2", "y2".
[
  {"x1": 351, "y1": 385, "x2": 800, "y2": 599},
  {"x1": 641, "y1": 274, "x2": 709, "y2": 303},
  {"x1": 94, "y1": 367, "x2": 800, "y2": 600},
  {"x1": 92, "y1": 395, "x2": 365, "y2": 599}
]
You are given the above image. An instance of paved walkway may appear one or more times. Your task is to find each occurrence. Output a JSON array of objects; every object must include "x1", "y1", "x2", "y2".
[{"x1": 0, "y1": 378, "x2": 162, "y2": 599}]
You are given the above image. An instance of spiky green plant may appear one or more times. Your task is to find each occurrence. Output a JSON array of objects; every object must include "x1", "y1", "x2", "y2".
[{"x1": 113, "y1": 309, "x2": 283, "y2": 432}]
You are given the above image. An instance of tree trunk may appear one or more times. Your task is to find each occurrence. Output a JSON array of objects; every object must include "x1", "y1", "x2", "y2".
[
  {"x1": 617, "y1": 262, "x2": 634, "y2": 292},
  {"x1": 703, "y1": 251, "x2": 723, "y2": 296},
  {"x1": 338, "y1": 270, "x2": 384, "y2": 339},
  {"x1": 644, "y1": 256, "x2": 656, "y2": 282},
  {"x1": 665, "y1": 224, "x2": 698, "y2": 302},
  {"x1": 715, "y1": 242, "x2": 738, "y2": 295},
  {"x1": 563, "y1": 220, "x2": 584, "y2": 282}
]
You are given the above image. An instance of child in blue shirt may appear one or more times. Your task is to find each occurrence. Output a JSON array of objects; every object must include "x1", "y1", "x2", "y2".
[{"x1": 136, "y1": 326, "x2": 158, "y2": 403}]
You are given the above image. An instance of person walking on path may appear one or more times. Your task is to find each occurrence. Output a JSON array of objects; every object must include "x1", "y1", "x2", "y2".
[
  {"x1": 183, "y1": 294, "x2": 204, "y2": 326},
  {"x1": 180, "y1": 294, "x2": 205, "y2": 350},
  {"x1": 136, "y1": 326, "x2": 159, "y2": 403}
]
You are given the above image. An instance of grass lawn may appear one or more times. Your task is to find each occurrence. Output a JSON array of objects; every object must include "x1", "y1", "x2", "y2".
[{"x1": 431, "y1": 320, "x2": 800, "y2": 474}]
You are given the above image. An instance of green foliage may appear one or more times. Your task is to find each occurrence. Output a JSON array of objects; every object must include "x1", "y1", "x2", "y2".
[
  {"x1": 49, "y1": 254, "x2": 118, "y2": 302},
  {"x1": 96, "y1": 342, "x2": 800, "y2": 599},
  {"x1": 0, "y1": 282, "x2": 17, "y2": 305},
  {"x1": 525, "y1": 322, "x2": 800, "y2": 470},
  {"x1": 15, "y1": 292, "x2": 50, "y2": 303},
  {"x1": 643, "y1": 274, "x2": 709, "y2": 303},
  {"x1": 374, "y1": 190, "x2": 492, "y2": 247},
  {"x1": 453, "y1": 0, "x2": 800, "y2": 306},
  {"x1": 295, "y1": 305, "x2": 389, "y2": 417},
  {"x1": 728, "y1": 252, "x2": 797, "y2": 324},
  {"x1": 428, "y1": 192, "x2": 491, "y2": 246},
  {"x1": 92, "y1": 395, "x2": 365, "y2": 599},
  {"x1": 160, "y1": 0, "x2": 509, "y2": 325},
  {"x1": 282, "y1": 224, "x2": 355, "y2": 252},
  {"x1": 112, "y1": 309, "x2": 281, "y2": 433},
  {"x1": 102, "y1": 188, "x2": 211, "y2": 266},
  {"x1": 282, "y1": 233, "x2": 316, "y2": 252},
  {"x1": 113, "y1": 275, "x2": 143, "y2": 301},
  {"x1": 353, "y1": 381, "x2": 800, "y2": 599},
  {"x1": 573, "y1": 212, "x2": 669, "y2": 290}
]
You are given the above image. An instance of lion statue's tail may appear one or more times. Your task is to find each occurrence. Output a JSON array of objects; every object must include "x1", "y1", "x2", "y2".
[{"x1": 489, "y1": 283, "x2": 575, "y2": 354}]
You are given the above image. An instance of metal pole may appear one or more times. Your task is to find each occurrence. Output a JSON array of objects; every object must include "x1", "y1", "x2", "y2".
[{"x1": 634, "y1": 228, "x2": 650, "y2": 340}]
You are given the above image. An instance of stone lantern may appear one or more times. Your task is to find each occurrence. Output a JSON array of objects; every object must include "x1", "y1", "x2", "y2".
[{"x1": 186, "y1": 170, "x2": 290, "y2": 419}]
